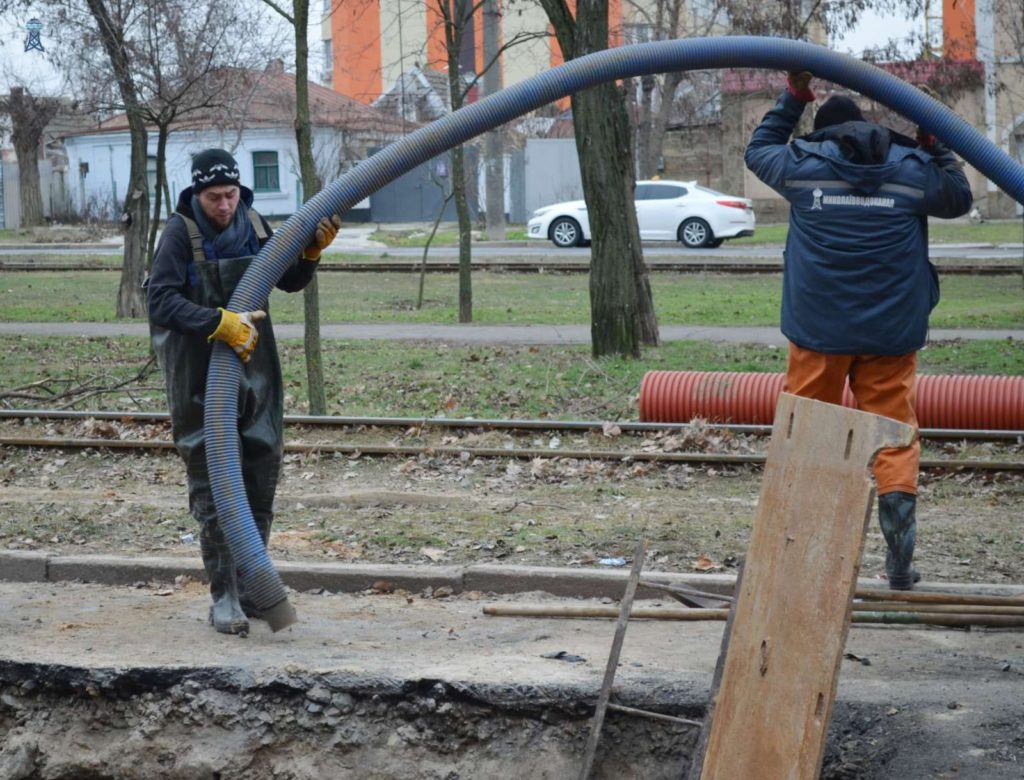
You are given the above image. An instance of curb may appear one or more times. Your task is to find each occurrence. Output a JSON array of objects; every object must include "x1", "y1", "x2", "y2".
[{"x1": 3, "y1": 550, "x2": 1023, "y2": 600}]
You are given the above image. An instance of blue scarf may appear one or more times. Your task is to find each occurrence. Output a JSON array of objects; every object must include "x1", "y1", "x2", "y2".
[{"x1": 190, "y1": 194, "x2": 260, "y2": 259}]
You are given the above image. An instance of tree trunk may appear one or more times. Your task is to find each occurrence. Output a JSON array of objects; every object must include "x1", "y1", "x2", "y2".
[
  {"x1": 293, "y1": 0, "x2": 327, "y2": 415},
  {"x1": 13, "y1": 132, "x2": 45, "y2": 228},
  {"x1": 571, "y1": 85, "x2": 643, "y2": 357},
  {"x1": 147, "y1": 125, "x2": 170, "y2": 267},
  {"x1": 442, "y1": 0, "x2": 474, "y2": 323},
  {"x1": 539, "y1": 0, "x2": 658, "y2": 356},
  {"x1": 636, "y1": 75, "x2": 657, "y2": 179},
  {"x1": 118, "y1": 112, "x2": 150, "y2": 318},
  {"x1": 646, "y1": 71, "x2": 684, "y2": 180},
  {"x1": 482, "y1": 0, "x2": 505, "y2": 240},
  {"x1": 6, "y1": 86, "x2": 57, "y2": 229},
  {"x1": 83, "y1": 0, "x2": 149, "y2": 318},
  {"x1": 452, "y1": 144, "x2": 473, "y2": 322}
]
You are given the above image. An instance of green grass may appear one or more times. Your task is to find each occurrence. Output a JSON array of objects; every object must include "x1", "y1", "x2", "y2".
[
  {"x1": 2, "y1": 270, "x2": 1021, "y2": 328},
  {"x1": 1, "y1": 335, "x2": 1020, "y2": 418}
]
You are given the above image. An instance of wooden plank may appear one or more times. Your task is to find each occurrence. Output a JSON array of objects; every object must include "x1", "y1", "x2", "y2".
[{"x1": 699, "y1": 393, "x2": 914, "y2": 780}]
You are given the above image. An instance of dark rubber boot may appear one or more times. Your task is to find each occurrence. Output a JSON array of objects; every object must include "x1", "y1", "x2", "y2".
[
  {"x1": 201, "y1": 531, "x2": 250, "y2": 635},
  {"x1": 879, "y1": 491, "x2": 918, "y2": 591}
]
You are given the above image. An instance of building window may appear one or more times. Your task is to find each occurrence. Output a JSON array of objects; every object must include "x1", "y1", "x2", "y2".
[
  {"x1": 252, "y1": 151, "x2": 280, "y2": 192},
  {"x1": 322, "y1": 39, "x2": 333, "y2": 83},
  {"x1": 623, "y1": 23, "x2": 654, "y2": 44}
]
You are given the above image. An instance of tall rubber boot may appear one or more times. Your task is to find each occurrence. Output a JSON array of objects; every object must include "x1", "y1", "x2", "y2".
[
  {"x1": 878, "y1": 491, "x2": 918, "y2": 591},
  {"x1": 201, "y1": 530, "x2": 250, "y2": 635}
]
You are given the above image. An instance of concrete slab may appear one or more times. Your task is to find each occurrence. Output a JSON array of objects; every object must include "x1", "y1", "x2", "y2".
[{"x1": 0, "y1": 551, "x2": 49, "y2": 583}]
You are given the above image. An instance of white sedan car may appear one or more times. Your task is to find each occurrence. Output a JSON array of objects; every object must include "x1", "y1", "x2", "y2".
[{"x1": 527, "y1": 180, "x2": 755, "y2": 249}]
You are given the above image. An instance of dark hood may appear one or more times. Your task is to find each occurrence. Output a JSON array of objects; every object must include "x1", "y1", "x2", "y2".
[
  {"x1": 793, "y1": 121, "x2": 909, "y2": 194},
  {"x1": 802, "y1": 120, "x2": 891, "y2": 165}
]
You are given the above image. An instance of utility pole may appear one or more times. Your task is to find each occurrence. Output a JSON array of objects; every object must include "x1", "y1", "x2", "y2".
[{"x1": 482, "y1": 0, "x2": 505, "y2": 239}]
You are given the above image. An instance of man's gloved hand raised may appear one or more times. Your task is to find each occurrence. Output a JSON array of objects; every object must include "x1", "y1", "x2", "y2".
[
  {"x1": 914, "y1": 84, "x2": 942, "y2": 151},
  {"x1": 303, "y1": 215, "x2": 343, "y2": 261},
  {"x1": 787, "y1": 71, "x2": 815, "y2": 102},
  {"x1": 209, "y1": 308, "x2": 267, "y2": 363}
]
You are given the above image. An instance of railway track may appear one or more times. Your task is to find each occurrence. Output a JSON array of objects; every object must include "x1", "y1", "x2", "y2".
[{"x1": 2, "y1": 409, "x2": 1020, "y2": 471}]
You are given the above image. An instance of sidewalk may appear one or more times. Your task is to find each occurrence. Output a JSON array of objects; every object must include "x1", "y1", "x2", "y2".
[{"x1": 1, "y1": 321, "x2": 1021, "y2": 345}]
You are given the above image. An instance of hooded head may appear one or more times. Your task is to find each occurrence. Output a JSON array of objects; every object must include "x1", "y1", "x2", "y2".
[
  {"x1": 190, "y1": 148, "x2": 241, "y2": 194},
  {"x1": 813, "y1": 96, "x2": 864, "y2": 131}
]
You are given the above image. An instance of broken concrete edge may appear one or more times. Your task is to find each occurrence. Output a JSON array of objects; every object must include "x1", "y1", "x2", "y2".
[{"x1": 3, "y1": 550, "x2": 1023, "y2": 600}]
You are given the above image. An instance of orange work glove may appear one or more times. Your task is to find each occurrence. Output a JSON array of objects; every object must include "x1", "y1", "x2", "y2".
[
  {"x1": 209, "y1": 308, "x2": 266, "y2": 363},
  {"x1": 303, "y1": 215, "x2": 342, "y2": 261}
]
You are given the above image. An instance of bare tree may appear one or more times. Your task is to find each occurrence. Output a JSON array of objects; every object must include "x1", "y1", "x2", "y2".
[
  {"x1": 132, "y1": 1, "x2": 284, "y2": 261},
  {"x1": 0, "y1": 86, "x2": 60, "y2": 227},
  {"x1": 423, "y1": 0, "x2": 543, "y2": 322},
  {"x1": 258, "y1": 0, "x2": 328, "y2": 414},
  {"x1": 79, "y1": 0, "x2": 150, "y2": 318},
  {"x1": 538, "y1": 0, "x2": 659, "y2": 358}
]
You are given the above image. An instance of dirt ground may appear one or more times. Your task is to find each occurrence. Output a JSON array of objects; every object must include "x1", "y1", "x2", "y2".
[
  {"x1": 2, "y1": 419, "x2": 1023, "y2": 778},
  {"x1": 0, "y1": 417, "x2": 1022, "y2": 586}
]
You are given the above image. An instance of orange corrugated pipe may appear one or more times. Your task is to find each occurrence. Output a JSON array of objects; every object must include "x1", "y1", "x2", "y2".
[{"x1": 639, "y1": 371, "x2": 1024, "y2": 430}]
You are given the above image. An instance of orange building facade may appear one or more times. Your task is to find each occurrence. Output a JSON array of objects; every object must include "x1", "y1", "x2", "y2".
[{"x1": 323, "y1": 0, "x2": 624, "y2": 105}]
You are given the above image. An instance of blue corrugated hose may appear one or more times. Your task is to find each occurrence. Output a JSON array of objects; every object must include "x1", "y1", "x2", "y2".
[{"x1": 205, "y1": 36, "x2": 1024, "y2": 631}]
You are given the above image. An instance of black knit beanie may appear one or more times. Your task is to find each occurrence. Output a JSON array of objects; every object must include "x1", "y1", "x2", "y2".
[
  {"x1": 813, "y1": 96, "x2": 865, "y2": 131},
  {"x1": 191, "y1": 148, "x2": 241, "y2": 193}
]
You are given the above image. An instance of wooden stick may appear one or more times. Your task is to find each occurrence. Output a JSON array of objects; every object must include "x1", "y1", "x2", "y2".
[
  {"x1": 579, "y1": 539, "x2": 647, "y2": 780},
  {"x1": 483, "y1": 604, "x2": 1024, "y2": 627},
  {"x1": 483, "y1": 604, "x2": 729, "y2": 620},
  {"x1": 639, "y1": 578, "x2": 734, "y2": 605}
]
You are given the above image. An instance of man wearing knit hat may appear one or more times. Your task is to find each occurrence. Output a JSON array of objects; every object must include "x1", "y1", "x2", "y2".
[
  {"x1": 745, "y1": 73, "x2": 973, "y2": 590},
  {"x1": 147, "y1": 148, "x2": 341, "y2": 634}
]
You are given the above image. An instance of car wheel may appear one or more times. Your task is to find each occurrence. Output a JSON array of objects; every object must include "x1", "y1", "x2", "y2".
[
  {"x1": 678, "y1": 218, "x2": 712, "y2": 248},
  {"x1": 549, "y1": 217, "x2": 582, "y2": 248},
  {"x1": 706, "y1": 238, "x2": 724, "y2": 248}
]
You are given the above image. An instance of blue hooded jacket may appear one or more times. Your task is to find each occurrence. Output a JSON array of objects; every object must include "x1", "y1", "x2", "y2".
[{"x1": 745, "y1": 91, "x2": 973, "y2": 355}]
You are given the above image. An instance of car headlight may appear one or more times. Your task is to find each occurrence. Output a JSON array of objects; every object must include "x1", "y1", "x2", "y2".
[{"x1": 531, "y1": 207, "x2": 550, "y2": 218}]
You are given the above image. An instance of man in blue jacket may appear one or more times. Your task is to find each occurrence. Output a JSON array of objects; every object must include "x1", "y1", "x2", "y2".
[
  {"x1": 148, "y1": 148, "x2": 341, "y2": 633},
  {"x1": 745, "y1": 72, "x2": 973, "y2": 589}
]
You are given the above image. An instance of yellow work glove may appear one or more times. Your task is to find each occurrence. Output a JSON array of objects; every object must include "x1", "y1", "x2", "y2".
[
  {"x1": 303, "y1": 215, "x2": 342, "y2": 261},
  {"x1": 208, "y1": 308, "x2": 267, "y2": 363}
]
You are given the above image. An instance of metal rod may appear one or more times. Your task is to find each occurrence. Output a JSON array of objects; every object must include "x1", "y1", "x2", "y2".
[
  {"x1": 2, "y1": 436, "x2": 1020, "y2": 471},
  {"x1": 605, "y1": 703, "x2": 702, "y2": 728},
  {"x1": 1, "y1": 409, "x2": 1019, "y2": 441},
  {"x1": 854, "y1": 588, "x2": 1024, "y2": 607},
  {"x1": 851, "y1": 602, "x2": 1024, "y2": 615}
]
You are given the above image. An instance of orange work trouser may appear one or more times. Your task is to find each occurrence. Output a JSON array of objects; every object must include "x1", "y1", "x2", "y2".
[{"x1": 784, "y1": 343, "x2": 919, "y2": 496}]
